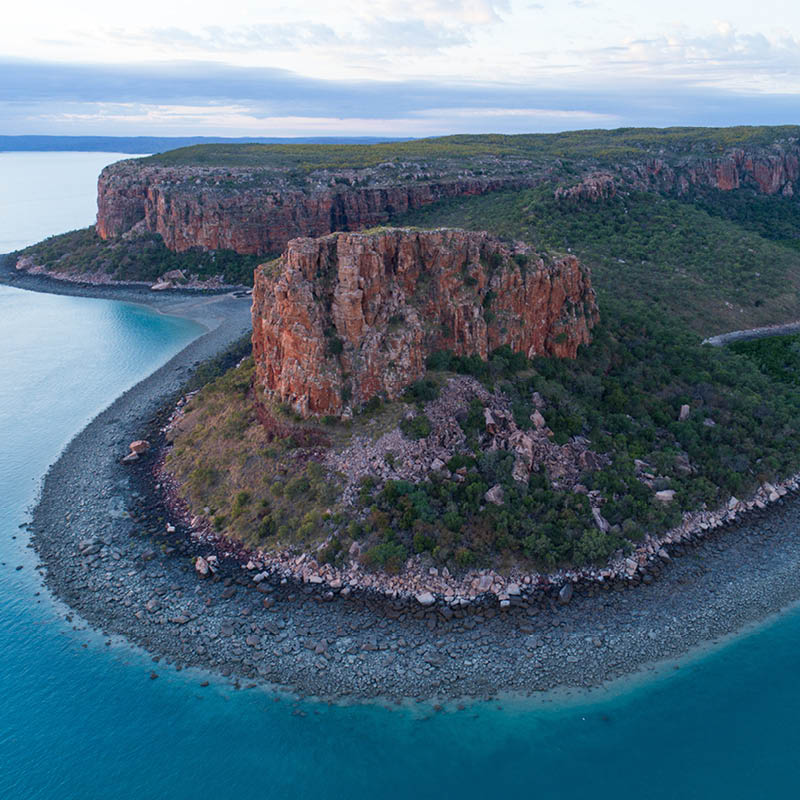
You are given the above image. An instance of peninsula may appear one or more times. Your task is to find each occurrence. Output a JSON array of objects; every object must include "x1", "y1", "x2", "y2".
[{"x1": 9, "y1": 125, "x2": 800, "y2": 700}]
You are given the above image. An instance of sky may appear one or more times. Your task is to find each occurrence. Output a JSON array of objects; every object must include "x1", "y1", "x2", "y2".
[{"x1": 2, "y1": 0, "x2": 799, "y2": 137}]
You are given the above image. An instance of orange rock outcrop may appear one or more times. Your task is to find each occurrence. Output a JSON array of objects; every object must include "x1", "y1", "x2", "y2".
[{"x1": 251, "y1": 229, "x2": 598, "y2": 417}]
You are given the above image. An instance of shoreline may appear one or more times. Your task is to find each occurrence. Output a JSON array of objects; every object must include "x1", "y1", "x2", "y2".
[
  {"x1": 157, "y1": 384, "x2": 800, "y2": 608},
  {"x1": 8, "y1": 255, "x2": 800, "y2": 702}
]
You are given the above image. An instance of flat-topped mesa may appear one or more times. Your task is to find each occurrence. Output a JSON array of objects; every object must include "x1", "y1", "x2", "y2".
[{"x1": 251, "y1": 228, "x2": 598, "y2": 417}]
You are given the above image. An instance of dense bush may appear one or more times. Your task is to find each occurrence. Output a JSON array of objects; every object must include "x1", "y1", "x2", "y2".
[{"x1": 13, "y1": 227, "x2": 263, "y2": 286}]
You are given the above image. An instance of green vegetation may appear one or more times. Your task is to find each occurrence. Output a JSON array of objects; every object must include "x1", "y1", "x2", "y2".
[
  {"x1": 12, "y1": 227, "x2": 262, "y2": 286},
  {"x1": 165, "y1": 359, "x2": 342, "y2": 549},
  {"x1": 729, "y1": 333, "x2": 800, "y2": 383},
  {"x1": 399, "y1": 413, "x2": 432, "y2": 440},
  {"x1": 688, "y1": 190, "x2": 800, "y2": 253},
  {"x1": 397, "y1": 186, "x2": 800, "y2": 335},
  {"x1": 353, "y1": 300, "x2": 800, "y2": 567},
  {"x1": 144, "y1": 126, "x2": 800, "y2": 172}
]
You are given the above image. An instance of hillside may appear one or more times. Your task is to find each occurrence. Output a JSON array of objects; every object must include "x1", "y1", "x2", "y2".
[{"x1": 12, "y1": 126, "x2": 800, "y2": 579}]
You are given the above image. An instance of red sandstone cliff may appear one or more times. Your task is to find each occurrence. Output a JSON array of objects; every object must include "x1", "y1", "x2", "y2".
[
  {"x1": 96, "y1": 164, "x2": 530, "y2": 255},
  {"x1": 96, "y1": 139, "x2": 800, "y2": 257},
  {"x1": 623, "y1": 147, "x2": 799, "y2": 197},
  {"x1": 556, "y1": 147, "x2": 800, "y2": 201},
  {"x1": 251, "y1": 229, "x2": 597, "y2": 417}
]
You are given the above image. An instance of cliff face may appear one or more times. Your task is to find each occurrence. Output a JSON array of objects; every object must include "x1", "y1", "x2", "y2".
[
  {"x1": 97, "y1": 139, "x2": 800, "y2": 258},
  {"x1": 251, "y1": 229, "x2": 597, "y2": 417},
  {"x1": 97, "y1": 164, "x2": 528, "y2": 255},
  {"x1": 623, "y1": 147, "x2": 800, "y2": 197}
]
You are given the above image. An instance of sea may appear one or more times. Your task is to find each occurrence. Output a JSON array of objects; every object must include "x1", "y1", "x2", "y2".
[{"x1": 1, "y1": 151, "x2": 799, "y2": 798}]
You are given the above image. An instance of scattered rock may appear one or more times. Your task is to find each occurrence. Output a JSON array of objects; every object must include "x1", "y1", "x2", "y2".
[
  {"x1": 592, "y1": 507, "x2": 610, "y2": 532},
  {"x1": 558, "y1": 583, "x2": 574, "y2": 605},
  {"x1": 485, "y1": 484, "x2": 505, "y2": 506},
  {"x1": 678, "y1": 404, "x2": 690, "y2": 421},
  {"x1": 415, "y1": 592, "x2": 436, "y2": 607}
]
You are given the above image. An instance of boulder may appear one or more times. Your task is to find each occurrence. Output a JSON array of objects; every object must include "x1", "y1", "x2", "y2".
[
  {"x1": 558, "y1": 583, "x2": 573, "y2": 604},
  {"x1": 655, "y1": 489, "x2": 675, "y2": 504},
  {"x1": 678, "y1": 404, "x2": 690, "y2": 421},
  {"x1": 485, "y1": 484, "x2": 505, "y2": 506},
  {"x1": 121, "y1": 452, "x2": 139, "y2": 464},
  {"x1": 195, "y1": 557, "x2": 209, "y2": 576},
  {"x1": 530, "y1": 409, "x2": 546, "y2": 429},
  {"x1": 129, "y1": 439, "x2": 150, "y2": 454},
  {"x1": 592, "y1": 507, "x2": 610, "y2": 532},
  {"x1": 416, "y1": 591, "x2": 436, "y2": 607}
]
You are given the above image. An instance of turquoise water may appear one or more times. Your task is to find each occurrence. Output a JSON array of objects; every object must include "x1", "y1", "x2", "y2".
[{"x1": 2, "y1": 153, "x2": 800, "y2": 798}]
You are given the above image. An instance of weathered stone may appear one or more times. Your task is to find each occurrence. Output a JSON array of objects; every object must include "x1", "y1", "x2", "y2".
[
  {"x1": 592, "y1": 507, "x2": 610, "y2": 532},
  {"x1": 485, "y1": 484, "x2": 505, "y2": 506},
  {"x1": 194, "y1": 556, "x2": 209, "y2": 576},
  {"x1": 558, "y1": 583, "x2": 574, "y2": 604},
  {"x1": 415, "y1": 592, "x2": 435, "y2": 607},
  {"x1": 251, "y1": 229, "x2": 597, "y2": 417},
  {"x1": 678, "y1": 404, "x2": 690, "y2": 421},
  {"x1": 655, "y1": 490, "x2": 676, "y2": 504},
  {"x1": 129, "y1": 440, "x2": 150, "y2": 454}
]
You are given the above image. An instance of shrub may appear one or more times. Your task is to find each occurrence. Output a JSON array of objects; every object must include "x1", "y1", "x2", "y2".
[{"x1": 400, "y1": 413, "x2": 432, "y2": 440}]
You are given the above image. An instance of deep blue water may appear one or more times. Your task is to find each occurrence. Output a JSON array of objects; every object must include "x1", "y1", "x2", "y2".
[{"x1": 2, "y1": 153, "x2": 800, "y2": 799}]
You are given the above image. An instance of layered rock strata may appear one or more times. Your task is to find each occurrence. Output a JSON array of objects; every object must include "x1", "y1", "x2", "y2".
[
  {"x1": 96, "y1": 163, "x2": 529, "y2": 255},
  {"x1": 251, "y1": 228, "x2": 597, "y2": 417},
  {"x1": 96, "y1": 139, "x2": 800, "y2": 258}
]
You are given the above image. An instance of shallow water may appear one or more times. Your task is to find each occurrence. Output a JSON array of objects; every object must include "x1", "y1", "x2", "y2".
[
  {"x1": 2, "y1": 153, "x2": 800, "y2": 799},
  {"x1": 0, "y1": 151, "x2": 141, "y2": 252}
]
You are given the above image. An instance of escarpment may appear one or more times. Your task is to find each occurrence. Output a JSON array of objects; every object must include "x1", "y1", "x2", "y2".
[
  {"x1": 557, "y1": 145, "x2": 800, "y2": 202},
  {"x1": 96, "y1": 136, "x2": 800, "y2": 258},
  {"x1": 251, "y1": 228, "x2": 598, "y2": 417},
  {"x1": 96, "y1": 163, "x2": 530, "y2": 255}
]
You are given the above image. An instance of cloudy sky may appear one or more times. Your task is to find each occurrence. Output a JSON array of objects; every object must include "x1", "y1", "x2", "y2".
[{"x1": 2, "y1": 0, "x2": 799, "y2": 136}]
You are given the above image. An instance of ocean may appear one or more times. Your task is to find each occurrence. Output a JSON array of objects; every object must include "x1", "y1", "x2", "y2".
[{"x1": 0, "y1": 151, "x2": 798, "y2": 799}]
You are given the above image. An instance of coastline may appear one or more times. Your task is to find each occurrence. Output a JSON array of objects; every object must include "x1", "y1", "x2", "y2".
[{"x1": 7, "y1": 254, "x2": 800, "y2": 702}]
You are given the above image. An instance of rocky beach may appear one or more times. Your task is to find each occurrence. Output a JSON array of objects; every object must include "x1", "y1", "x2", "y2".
[{"x1": 5, "y1": 254, "x2": 800, "y2": 704}]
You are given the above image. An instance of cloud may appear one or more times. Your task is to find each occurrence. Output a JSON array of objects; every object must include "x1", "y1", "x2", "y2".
[
  {"x1": 586, "y1": 25, "x2": 800, "y2": 89},
  {"x1": 1, "y1": 56, "x2": 798, "y2": 137},
  {"x1": 104, "y1": 17, "x2": 471, "y2": 57},
  {"x1": 368, "y1": 0, "x2": 510, "y2": 26}
]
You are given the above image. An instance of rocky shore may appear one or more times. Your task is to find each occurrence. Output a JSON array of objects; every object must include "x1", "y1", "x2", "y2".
[{"x1": 5, "y1": 259, "x2": 800, "y2": 702}]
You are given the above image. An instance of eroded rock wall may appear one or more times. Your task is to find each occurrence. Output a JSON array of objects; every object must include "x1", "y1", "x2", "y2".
[
  {"x1": 251, "y1": 228, "x2": 598, "y2": 417},
  {"x1": 96, "y1": 163, "x2": 528, "y2": 255}
]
